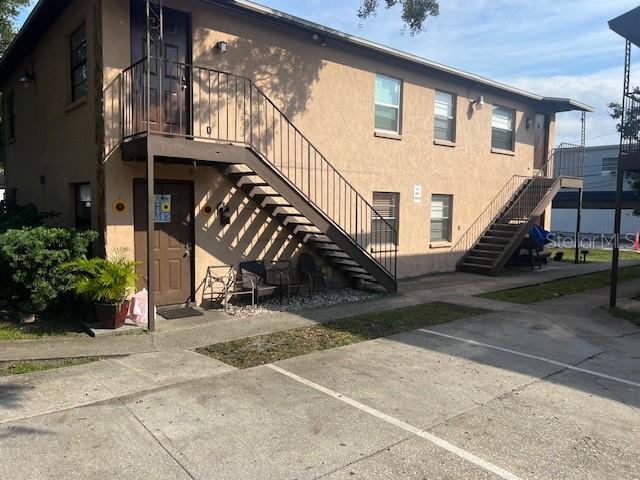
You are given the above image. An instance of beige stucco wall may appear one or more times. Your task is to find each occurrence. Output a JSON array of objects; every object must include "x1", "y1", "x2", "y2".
[
  {"x1": 99, "y1": 0, "x2": 559, "y2": 285},
  {"x1": 1, "y1": 0, "x2": 99, "y2": 229},
  {"x1": 103, "y1": 148, "x2": 329, "y2": 301}
]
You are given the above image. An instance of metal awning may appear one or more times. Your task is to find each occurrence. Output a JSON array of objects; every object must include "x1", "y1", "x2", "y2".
[{"x1": 609, "y1": 6, "x2": 640, "y2": 47}]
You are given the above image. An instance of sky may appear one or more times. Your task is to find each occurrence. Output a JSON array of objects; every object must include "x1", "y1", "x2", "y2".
[{"x1": 15, "y1": 0, "x2": 639, "y2": 146}]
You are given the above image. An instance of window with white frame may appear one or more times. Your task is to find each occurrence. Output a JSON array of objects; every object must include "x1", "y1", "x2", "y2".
[
  {"x1": 434, "y1": 91, "x2": 455, "y2": 142},
  {"x1": 375, "y1": 74, "x2": 402, "y2": 133},
  {"x1": 601, "y1": 157, "x2": 618, "y2": 175},
  {"x1": 430, "y1": 194, "x2": 453, "y2": 243},
  {"x1": 491, "y1": 106, "x2": 515, "y2": 151},
  {"x1": 372, "y1": 192, "x2": 399, "y2": 249}
]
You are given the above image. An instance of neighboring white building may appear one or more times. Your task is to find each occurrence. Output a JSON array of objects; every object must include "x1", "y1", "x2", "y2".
[{"x1": 552, "y1": 145, "x2": 640, "y2": 236}]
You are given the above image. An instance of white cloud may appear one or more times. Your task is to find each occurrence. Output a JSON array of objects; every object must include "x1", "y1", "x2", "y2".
[
  {"x1": 506, "y1": 67, "x2": 623, "y2": 147},
  {"x1": 260, "y1": 0, "x2": 634, "y2": 148}
]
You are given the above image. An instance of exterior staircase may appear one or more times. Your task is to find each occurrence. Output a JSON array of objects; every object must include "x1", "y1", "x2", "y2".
[
  {"x1": 456, "y1": 144, "x2": 584, "y2": 276},
  {"x1": 214, "y1": 161, "x2": 397, "y2": 292},
  {"x1": 108, "y1": 59, "x2": 398, "y2": 292}
]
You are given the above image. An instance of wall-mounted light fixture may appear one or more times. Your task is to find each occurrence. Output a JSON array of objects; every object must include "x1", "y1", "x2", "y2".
[
  {"x1": 525, "y1": 117, "x2": 533, "y2": 130},
  {"x1": 311, "y1": 33, "x2": 327, "y2": 47},
  {"x1": 470, "y1": 95, "x2": 484, "y2": 110},
  {"x1": 218, "y1": 202, "x2": 231, "y2": 226},
  {"x1": 215, "y1": 41, "x2": 228, "y2": 53},
  {"x1": 18, "y1": 69, "x2": 34, "y2": 87}
]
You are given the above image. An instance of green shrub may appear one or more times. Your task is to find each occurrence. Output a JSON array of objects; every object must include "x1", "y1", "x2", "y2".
[
  {"x1": 0, "y1": 201, "x2": 58, "y2": 233},
  {"x1": 65, "y1": 251, "x2": 138, "y2": 305},
  {"x1": 0, "y1": 227, "x2": 98, "y2": 314}
]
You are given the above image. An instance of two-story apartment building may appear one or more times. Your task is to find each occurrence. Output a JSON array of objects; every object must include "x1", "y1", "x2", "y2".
[{"x1": 0, "y1": 0, "x2": 592, "y2": 307}]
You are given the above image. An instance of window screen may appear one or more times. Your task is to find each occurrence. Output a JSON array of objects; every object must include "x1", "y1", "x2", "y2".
[
  {"x1": 430, "y1": 194, "x2": 453, "y2": 243},
  {"x1": 601, "y1": 157, "x2": 618, "y2": 175},
  {"x1": 74, "y1": 183, "x2": 92, "y2": 230},
  {"x1": 375, "y1": 74, "x2": 402, "y2": 133},
  {"x1": 434, "y1": 91, "x2": 455, "y2": 141},
  {"x1": 372, "y1": 192, "x2": 399, "y2": 249},
  {"x1": 70, "y1": 24, "x2": 88, "y2": 101},
  {"x1": 491, "y1": 106, "x2": 515, "y2": 151}
]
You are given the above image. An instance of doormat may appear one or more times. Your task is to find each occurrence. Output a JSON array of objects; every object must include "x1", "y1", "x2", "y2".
[{"x1": 158, "y1": 306, "x2": 204, "y2": 320}]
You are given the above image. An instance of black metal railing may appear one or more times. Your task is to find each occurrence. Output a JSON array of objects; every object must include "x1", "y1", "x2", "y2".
[
  {"x1": 450, "y1": 175, "x2": 529, "y2": 256},
  {"x1": 452, "y1": 142, "x2": 584, "y2": 262},
  {"x1": 104, "y1": 58, "x2": 398, "y2": 279},
  {"x1": 496, "y1": 143, "x2": 583, "y2": 224},
  {"x1": 549, "y1": 142, "x2": 584, "y2": 178},
  {"x1": 620, "y1": 91, "x2": 640, "y2": 155}
]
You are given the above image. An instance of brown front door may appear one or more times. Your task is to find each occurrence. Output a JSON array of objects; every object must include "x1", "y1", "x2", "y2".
[
  {"x1": 134, "y1": 181, "x2": 194, "y2": 306},
  {"x1": 131, "y1": 1, "x2": 190, "y2": 134}
]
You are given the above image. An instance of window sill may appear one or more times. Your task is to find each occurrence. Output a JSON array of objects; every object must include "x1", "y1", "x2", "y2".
[
  {"x1": 433, "y1": 139, "x2": 456, "y2": 148},
  {"x1": 429, "y1": 242, "x2": 452, "y2": 249},
  {"x1": 374, "y1": 131, "x2": 402, "y2": 141},
  {"x1": 65, "y1": 96, "x2": 88, "y2": 113},
  {"x1": 491, "y1": 147, "x2": 515, "y2": 156}
]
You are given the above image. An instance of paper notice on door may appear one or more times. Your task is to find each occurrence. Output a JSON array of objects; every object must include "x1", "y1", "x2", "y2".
[{"x1": 154, "y1": 194, "x2": 171, "y2": 223}]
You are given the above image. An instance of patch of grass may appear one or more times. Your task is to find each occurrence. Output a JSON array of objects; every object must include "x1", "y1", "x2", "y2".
[
  {"x1": 550, "y1": 248, "x2": 639, "y2": 263},
  {"x1": 479, "y1": 265, "x2": 640, "y2": 304},
  {"x1": 0, "y1": 357, "x2": 101, "y2": 377},
  {"x1": 0, "y1": 315, "x2": 88, "y2": 341},
  {"x1": 607, "y1": 307, "x2": 640, "y2": 327},
  {"x1": 197, "y1": 302, "x2": 488, "y2": 369}
]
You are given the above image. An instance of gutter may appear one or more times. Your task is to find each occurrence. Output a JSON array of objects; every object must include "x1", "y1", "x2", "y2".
[{"x1": 1, "y1": 0, "x2": 595, "y2": 113}]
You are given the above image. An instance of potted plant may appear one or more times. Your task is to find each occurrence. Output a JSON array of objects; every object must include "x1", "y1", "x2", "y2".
[{"x1": 65, "y1": 251, "x2": 138, "y2": 329}]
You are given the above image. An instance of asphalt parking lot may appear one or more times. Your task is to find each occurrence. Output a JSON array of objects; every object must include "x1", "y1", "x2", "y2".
[{"x1": 1, "y1": 294, "x2": 639, "y2": 480}]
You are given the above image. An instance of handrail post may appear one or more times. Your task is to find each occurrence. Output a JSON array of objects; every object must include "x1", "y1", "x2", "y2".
[
  {"x1": 355, "y1": 203, "x2": 359, "y2": 244},
  {"x1": 119, "y1": 73, "x2": 124, "y2": 142},
  {"x1": 307, "y1": 143, "x2": 311, "y2": 199},
  {"x1": 249, "y1": 83, "x2": 253, "y2": 146}
]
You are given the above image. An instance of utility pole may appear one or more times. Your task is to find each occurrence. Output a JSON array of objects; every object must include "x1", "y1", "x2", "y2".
[{"x1": 610, "y1": 40, "x2": 631, "y2": 308}]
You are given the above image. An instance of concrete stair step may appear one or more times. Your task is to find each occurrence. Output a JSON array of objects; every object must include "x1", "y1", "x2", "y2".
[{"x1": 465, "y1": 256, "x2": 494, "y2": 265}]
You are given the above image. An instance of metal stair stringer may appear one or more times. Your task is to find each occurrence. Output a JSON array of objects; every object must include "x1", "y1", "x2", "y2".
[
  {"x1": 222, "y1": 146, "x2": 398, "y2": 292},
  {"x1": 460, "y1": 176, "x2": 565, "y2": 275}
]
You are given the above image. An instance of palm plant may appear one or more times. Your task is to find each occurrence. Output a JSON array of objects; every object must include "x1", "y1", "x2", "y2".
[{"x1": 65, "y1": 250, "x2": 138, "y2": 305}]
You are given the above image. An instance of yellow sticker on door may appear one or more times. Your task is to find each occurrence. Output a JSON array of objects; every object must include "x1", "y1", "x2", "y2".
[{"x1": 154, "y1": 194, "x2": 171, "y2": 223}]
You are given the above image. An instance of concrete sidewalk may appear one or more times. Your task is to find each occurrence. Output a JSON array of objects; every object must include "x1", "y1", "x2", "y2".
[
  {"x1": 0, "y1": 350, "x2": 235, "y2": 423},
  {"x1": 1, "y1": 269, "x2": 638, "y2": 480},
  {"x1": 1, "y1": 260, "x2": 637, "y2": 362}
]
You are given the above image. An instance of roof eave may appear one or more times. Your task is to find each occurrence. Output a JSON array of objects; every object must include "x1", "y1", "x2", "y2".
[
  {"x1": 540, "y1": 97, "x2": 595, "y2": 113},
  {"x1": 227, "y1": 0, "x2": 593, "y2": 112},
  {"x1": 1, "y1": 0, "x2": 593, "y2": 113},
  {"x1": 609, "y1": 6, "x2": 640, "y2": 48},
  {"x1": 0, "y1": 0, "x2": 72, "y2": 85}
]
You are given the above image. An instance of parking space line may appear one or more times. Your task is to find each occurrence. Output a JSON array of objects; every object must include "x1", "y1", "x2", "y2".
[
  {"x1": 267, "y1": 364, "x2": 523, "y2": 480},
  {"x1": 418, "y1": 329, "x2": 640, "y2": 388}
]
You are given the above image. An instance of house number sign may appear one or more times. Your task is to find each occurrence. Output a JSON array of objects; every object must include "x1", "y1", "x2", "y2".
[{"x1": 413, "y1": 185, "x2": 422, "y2": 203}]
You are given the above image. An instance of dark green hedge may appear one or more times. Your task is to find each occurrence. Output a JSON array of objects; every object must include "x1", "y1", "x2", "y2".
[{"x1": 0, "y1": 227, "x2": 98, "y2": 314}]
